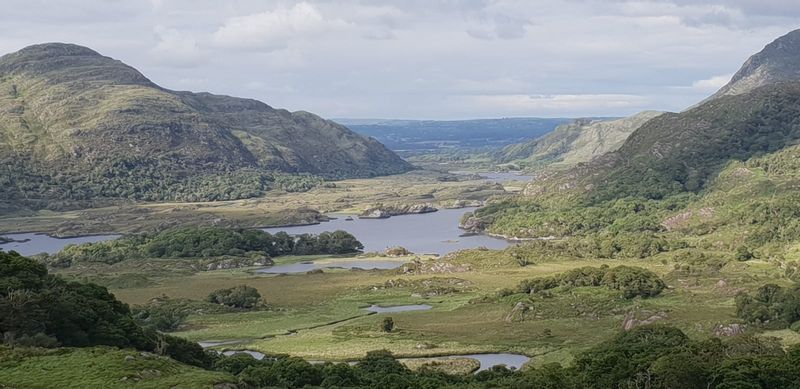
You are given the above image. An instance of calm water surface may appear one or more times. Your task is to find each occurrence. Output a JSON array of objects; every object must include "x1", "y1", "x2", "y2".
[
  {"x1": 364, "y1": 304, "x2": 432, "y2": 313},
  {"x1": 0, "y1": 232, "x2": 120, "y2": 256},
  {"x1": 262, "y1": 208, "x2": 508, "y2": 255}
]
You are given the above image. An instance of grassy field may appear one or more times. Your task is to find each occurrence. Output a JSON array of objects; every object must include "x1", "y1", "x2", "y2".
[
  {"x1": 0, "y1": 170, "x2": 507, "y2": 237},
  {"x1": 103, "y1": 247, "x2": 791, "y2": 367},
  {"x1": 0, "y1": 346, "x2": 233, "y2": 388}
]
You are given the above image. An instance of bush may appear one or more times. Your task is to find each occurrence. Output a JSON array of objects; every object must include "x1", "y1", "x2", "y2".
[
  {"x1": 516, "y1": 265, "x2": 665, "y2": 299},
  {"x1": 381, "y1": 317, "x2": 394, "y2": 333},
  {"x1": 207, "y1": 285, "x2": 262, "y2": 309}
]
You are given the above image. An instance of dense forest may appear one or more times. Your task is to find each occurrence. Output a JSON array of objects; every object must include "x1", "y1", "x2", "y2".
[{"x1": 48, "y1": 227, "x2": 363, "y2": 267}]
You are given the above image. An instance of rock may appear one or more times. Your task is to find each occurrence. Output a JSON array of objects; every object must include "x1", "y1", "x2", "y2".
[
  {"x1": 415, "y1": 342, "x2": 436, "y2": 349},
  {"x1": 385, "y1": 246, "x2": 411, "y2": 256},
  {"x1": 713, "y1": 323, "x2": 746, "y2": 337},
  {"x1": 360, "y1": 209, "x2": 391, "y2": 219},
  {"x1": 716, "y1": 279, "x2": 728, "y2": 288},
  {"x1": 505, "y1": 302, "x2": 529, "y2": 323},
  {"x1": 124, "y1": 355, "x2": 135, "y2": 363},
  {"x1": 622, "y1": 311, "x2": 669, "y2": 330},
  {"x1": 306, "y1": 269, "x2": 324, "y2": 275}
]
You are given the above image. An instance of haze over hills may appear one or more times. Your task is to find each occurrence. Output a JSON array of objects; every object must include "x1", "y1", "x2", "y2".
[
  {"x1": 496, "y1": 111, "x2": 662, "y2": 169},
  {"x1": 335, "y1": 117, "x2": 573, "y2": 151},
  {"x1": 0, "y1": 43, "x2": 411, "y2": 210}
]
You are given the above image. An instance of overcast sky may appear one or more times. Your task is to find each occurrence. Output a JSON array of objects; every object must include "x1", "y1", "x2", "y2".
[{"x1": 1, "y1": 0, "x2": 797, "y2": 119}]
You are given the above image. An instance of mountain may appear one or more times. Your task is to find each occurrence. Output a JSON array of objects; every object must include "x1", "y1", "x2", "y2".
[
  {"x1": 0, "y1": 43, "x2": 410, "y2": 210},
  {"x1": 706, "y1": 29, "x2": 800, "y2": 102},
  {"x1": 335, "y1": 117, "x2": 572, "y2": 151},
  {"x1": 496, "y1": 111, "x2": 662, "y2": 168},
  {"x1": 466, "y1": 28, "x2": 800, "y2": 241}
]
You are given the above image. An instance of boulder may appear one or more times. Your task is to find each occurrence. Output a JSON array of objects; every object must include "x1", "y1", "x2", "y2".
[
  {"x1": 713, "y1": 323, "x2": 746, "y2": 337},
  {"x1": 505, "y1": 302, "x2": 529, "y2": 323}
]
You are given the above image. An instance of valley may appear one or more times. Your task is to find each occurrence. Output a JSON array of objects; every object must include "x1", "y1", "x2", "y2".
[{"x1": 4, "y1": 15, "x2": 800, "y2": 389}]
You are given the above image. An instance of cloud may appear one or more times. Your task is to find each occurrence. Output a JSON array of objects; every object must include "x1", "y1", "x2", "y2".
[
  {"x1": 467, "y1": 14, "x2": 532, "y2": 40},
  {"x1": 151, "y1": 27, "x2": 204, "y2": 67},
  {"x1": 456, "y1": 94, "x2": 650, "y2": 116},
  {"x1": 211, "y1": 2, "x2": 347, "y2": 50},
  {"x1": 691, "y1": 74, "x2": 733, "y2": 91}
]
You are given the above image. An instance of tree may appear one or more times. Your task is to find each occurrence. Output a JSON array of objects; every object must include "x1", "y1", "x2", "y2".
[
  {"x1": 206, "y1": 285, "x2": 262, "y2": 309},
  {"x1": 381, "y1": 317, "x2": 394, "y2": 333}
]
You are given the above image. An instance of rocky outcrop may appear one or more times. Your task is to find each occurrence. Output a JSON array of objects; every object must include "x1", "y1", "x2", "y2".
[
  {"x1": 360, "y1": 203, "x2": 438, "y2": 219},
  {"x1": 504, "y1": 302, "x2": 529, "y2": 323},
  {"x1": 442, "y1": 199, "x2": 484, "y2": 209},
  {"x1": 399, "y1": 259, "x2": 470, "y2": 275},
  {"x1": 385, "y1": 246, "x2": 412, "y2": 256},
  {"x1": 622, "y1": 311, "x2": 669, "y2": 330},
  {"x1": 713, "y1": 323, "x2": 747, "y2": 337}
]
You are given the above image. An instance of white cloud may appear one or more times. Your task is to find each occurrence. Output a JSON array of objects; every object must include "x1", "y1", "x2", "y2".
[
  {"x1": 211, "y1": 2, "x2": 347, "y2": 50},
  {"x1": 691, "y1": 74, "x2": 733, "y2": 91},
  {"x1": 456, "y1": 94, "x2": 650, "y2": 116},
  {"x1": 151, "y1": 26, "x2": 204, "y2": 67}
]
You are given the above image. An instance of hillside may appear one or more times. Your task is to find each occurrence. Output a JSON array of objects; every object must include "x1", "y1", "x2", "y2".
[
  {"x1": 496, "y1": 111, "x2": 662, "y2": 168},
  {"x1": 0, "y1": 43, "x2": 411, "y2": 211},
  {"x1": 706, "y1": 29, "x2": 800, "y2": 102},
  {"x1": 470, "y1": 28, "x2": 800, "y2": 247}
]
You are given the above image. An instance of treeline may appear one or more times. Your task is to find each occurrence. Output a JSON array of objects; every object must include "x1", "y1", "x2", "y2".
[
  {"x1": 0, "y1": 158, "x2": 327, "y2": 211},
  {"x1": 49, "y1": 227, "x2": 363, "y2": 267},
  {"x1": 0, "y1": 251, "x2": 214, "y2": 368},
  {"x1": 502, "y1": 265, "x2": 666, "y2": 299},
  {"x1": 736, "y1": 283, "x2": 800, "y2": 331}
]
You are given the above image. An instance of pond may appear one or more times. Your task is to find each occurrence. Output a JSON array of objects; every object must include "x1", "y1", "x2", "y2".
[
  {"x1": 255, "y1": 259, "x2": 406, "y2": 274},
  {"x1": 262, "y1": 208, "x2": 509, "y2": 255},
  {"x1": 0, "y1": 232, "x2": 121, "y2": 256},
  {"x1": 364, "y1": 304, "x2": 432, "y2": 313}
]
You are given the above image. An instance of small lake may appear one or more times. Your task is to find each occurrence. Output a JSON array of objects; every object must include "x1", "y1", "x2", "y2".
[
  {"x1": 262, "y1": 208, "x2": 509, "y2": 255},
  {"x1": 0, "y1": 232, "x2": 121, "y2": 256},
  {"x1": 256, "y1": 259, "x2": 405, "y2": 274},
  {"x1": 364, "y1": 304, "x2": 432, "y2": 313}
]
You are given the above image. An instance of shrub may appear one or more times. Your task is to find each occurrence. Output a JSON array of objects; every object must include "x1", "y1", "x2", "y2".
[{"x1": 206, "y1": 285, "x2": 262, "y2": 309}]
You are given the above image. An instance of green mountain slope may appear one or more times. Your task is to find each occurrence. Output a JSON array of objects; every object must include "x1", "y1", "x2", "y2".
[
  {"x1": 470, "y1": 28, "x2": 800, "y2": 254},
  {"x1": 497, "y1": 111, "x2": 662, "y2": 168},
  {"x1": 0, "y1": 43, "x2": 410, "y2": 210}
]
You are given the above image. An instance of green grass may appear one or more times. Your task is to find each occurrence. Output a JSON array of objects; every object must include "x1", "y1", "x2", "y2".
[
  {"x1": 101, "y1": 248, "x2": 789, "y2": 366},
  {"x1": 0, "y1": 347, "x2": 233, "y2": 389}
]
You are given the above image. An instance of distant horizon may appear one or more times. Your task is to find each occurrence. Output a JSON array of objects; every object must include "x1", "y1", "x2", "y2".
[{"x1": 2, "y1": 1, "x2": 798, "y2": 119}]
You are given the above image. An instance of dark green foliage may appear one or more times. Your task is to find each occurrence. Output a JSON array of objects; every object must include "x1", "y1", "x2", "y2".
[
  {"x1": 515, "y1": 265, "x2": 665, "y2": 299},
  {"x1": 207, "y1": 285, "x2": 262, "y2": 309},
  {"x1": 199, "y1": 328, "x2": 800, "y2": 388},
  {"x1": 381, "y1": 317, "x2": 394, "y2": 332},
  {"x1": 0, "y1": 251, "x2": 150, "y2": 349},
  {"x1": 736, "y1": 284, "x2": 800, "y2": 329},
  {"x1": 50, "y1": 227, "x2": 363, "y2": 266}
]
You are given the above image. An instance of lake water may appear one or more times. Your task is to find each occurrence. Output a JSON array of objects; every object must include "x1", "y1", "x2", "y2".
[
  {"x1": 0, "y1": 232, "x2": 121, "y2": 256},
  {"x1": 364, "y1": 304, "x2": 432, "y2": 313},
  {"x1": 262, "y1": 208, "x2": 509, "y2": 255},
  {"x1": 255, "y1": 259, "x2": 406, "y2": 274},
  {"x1": 442, "y1": 353, "x2": 530, "y2": 371}
]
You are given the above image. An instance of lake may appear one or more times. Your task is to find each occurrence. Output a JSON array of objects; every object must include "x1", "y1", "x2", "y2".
[
  {"x1": 364, "y1": 304, "x2": 432, "y2": 313},
  {"x1": 262, "y1": 208, "x2": 509, "y2": 255},
  {"x1": 1, "y1": 203, "x2": 511, "y2": 258},
  {"x1": 0, "y1": 232, "x2": 121, "y2": 256}
]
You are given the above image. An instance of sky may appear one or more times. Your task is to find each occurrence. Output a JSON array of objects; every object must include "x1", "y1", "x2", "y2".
[{"x1": 0, "y1": 0, "x2": 798, "y2": 119}]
